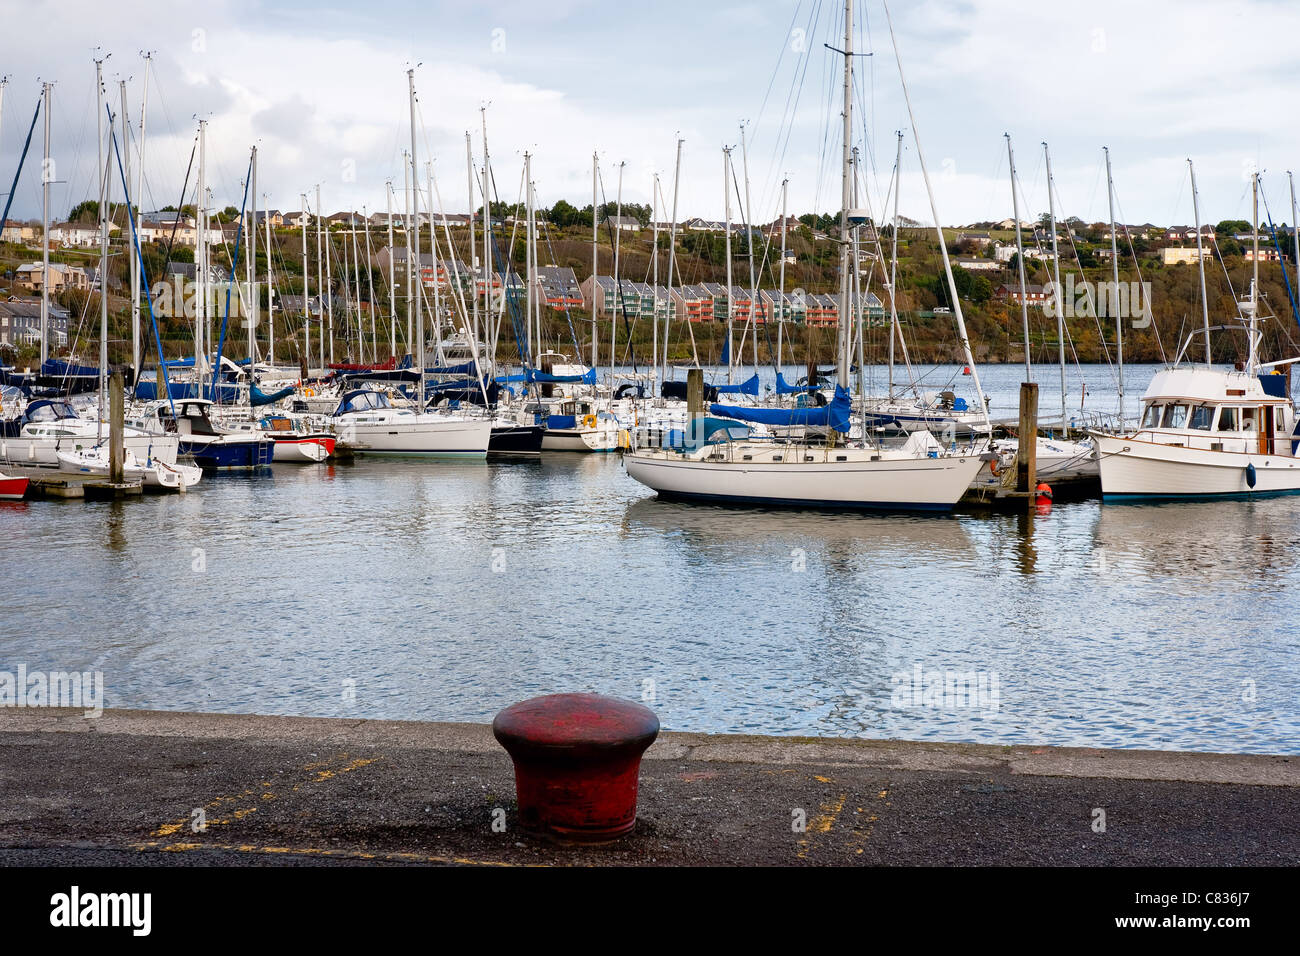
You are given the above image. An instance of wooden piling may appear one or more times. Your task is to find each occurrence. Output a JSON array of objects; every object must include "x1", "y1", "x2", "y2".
[
  {"x1": 1016, "y1": 381, "x2": 1038, "y2": 496},
  {"x1": 109, "y1": 370, "x2": 124, "y2": 485},
  {"x1": 687, "y1": 367, "x2": 703, "y2": 444}
]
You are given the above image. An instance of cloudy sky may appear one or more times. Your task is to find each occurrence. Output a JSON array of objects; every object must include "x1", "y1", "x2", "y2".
[{"x1": 2, "y1": 0, "x2": 1298, "y2": 231}]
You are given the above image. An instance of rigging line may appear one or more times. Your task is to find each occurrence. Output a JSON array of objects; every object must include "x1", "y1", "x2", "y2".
[
  {"x1": 1112, "y1": 188, "x2": 1166, "y2": 362},
  {"x1": 1258, "y1": 182, "x2": 1300, "y2": 331},
  {"x1": 594, "y1": 163, "x2": 639, "y2": 374},
  {"x1": 765, "y1": 0, "x2": 825, "y2": 210},
  {"x1": 753, "y1": 0, "x2": 805, "y2": 139}
]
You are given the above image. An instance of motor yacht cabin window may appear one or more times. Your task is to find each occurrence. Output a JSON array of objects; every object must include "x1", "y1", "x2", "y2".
[
  {"x1": 1141, "y1": 404, "x2": 1162, "y2": 428},
  {"x1": 1241, "y1": 408, "x2": 1257, "y2": 432},
  {"x1": 1161, "y1": 404, "x2": 1189, "y2": 429},
  {"x1": 1189, "y1": 405, "x2": 1214, "y2": 430},
  {"x1": 1216, "y1": 407, "x2": 1238, "y2": 432}
]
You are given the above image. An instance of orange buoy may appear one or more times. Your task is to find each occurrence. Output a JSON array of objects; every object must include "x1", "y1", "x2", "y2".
[{"x1": 962, "y1": 365, "x2": 972, "y2": 375}]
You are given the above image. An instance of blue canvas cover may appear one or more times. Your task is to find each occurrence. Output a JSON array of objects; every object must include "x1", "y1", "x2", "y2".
[{"x1": 711, "y1": 384, "x2": 852, "y2": 434}]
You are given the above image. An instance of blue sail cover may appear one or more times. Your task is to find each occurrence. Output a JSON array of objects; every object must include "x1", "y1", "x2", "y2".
[
  {"x1": 711, "y1": 384, "x2": 852, "y2": 434},
  {"x1": 495, "y1": 368, "x2": 595, "y2": 385},
  {"x1": 41, "y1": 359, "x2": 98, "y2": 378},
  {"x1": 714, "y1": 372, "x2": 760, "y2": 396},
  {"x1": 528, "y1": 367, "x2": 597, "y2": 385},
  {"x1": 250, "y1": 382, "x2": 295, "y2": 406},
  {"x1": 775, "y1": 371, "x2": 816, "y2": 394},
  {"x1": 428, "y1": 360, "x2": 478, "y2": 375}
]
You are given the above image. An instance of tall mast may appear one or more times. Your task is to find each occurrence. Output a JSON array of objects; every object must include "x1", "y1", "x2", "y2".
[
  {"x1": 97, "y1": 59, "x2": 109, "y2": 436},
  {"x1": 248, "y1": 145, "x2": 257, "y2": 365},
  {"x1": 301, "y1": 193, "x2": 309, "y2": 371},
  {"x1": 363, "y1": 206, "x2": 377, "y2": 364},
  {"x1": 1250, "y1": 171, "x2": 1260, "y2": 373},
  {"x1": 524, "y1": 151, "x2": 534, "y2": 364},
  {"x1": 386, "y1": 181, "x2": 395, "y2": 359},
  {"x1": 1006, "y1": 133, "x2": 1031, "y2": 381},
  {"x1": 408, "y1": 68, "x2": 424, "y2": 411},
  {"x1": 723, "y1": 146, "x2": 733, "y2": 383},
  {"x1": 851, "y1": 147, "x2": 865, "y2": 399},
  {"x1": 1291, "y1": 172, "x2": 1300, "y2": 334},
  {"x1": 466, "y1": 132, "x2": 478, "y2": 351},
  {"x1": 324, "y1": 187, "x2": 333, "y2": 365},
  {"x1": 651, "y1": 170, "x2": 659, "y2": 394},
  {"x1": 264, "y1": 189, "x2": 273, "y2": 364},
  {"x1": 591, "y1": 151, "x2": 598, "y2": 372},
  {"x1": 39, "y1": 82, "x2": 51, "y2": 365},
  {"x1": 118, "y1": 78, "x2": 137, "y2": 381},
  {"x1": 403, "y1": 151, "x2": 412, "y2": 358},
  {"x1": 666, "y1": 137, "x2": 688, "y2": 375},
  {"x1": 888, "y1": 132, "x2": 902, "y2": 400},
  {"x1": 481, "y1": 107, "x2": 492, "y2": 361},
  {"x1": 882, "y1": 0, "x2": 990, "y2": 433},
  {"x1": 315, "y1": 182, "x2": 324, "y2": 370},
  {"x1": 427, "y1": 161, "x2": 444, "y2": 366},
  {"x1": 836, "y1": 0, "x2": 853, "y2": 390},
  {"x1": 1189, "y1": 158, "x2": 1211, "y2": 365},
  {"x1": 135, "y1": 54, "x2": 152, "y2": 381},
  {"x1": 197, "y1": 119, "x2": 207, "y2": 390},
  {"x1": 1043, "y1": 142, "x2": 1066, "y2": 431},
  {"x1": 353, "y1": 208, "x2": 364, "y2": 363},
  {"x1": 1104, "y1": 146, "x2": 1123, "y2": 420},
  {"x1": 777, "y1": 176, "x2": 788, "y2": 372},
  {"x1": 611, "y1": 160, "x2": 624, "y2": 375},
  {"x1": 741, "y1": 123, "x2": 758, "y2": 371}
]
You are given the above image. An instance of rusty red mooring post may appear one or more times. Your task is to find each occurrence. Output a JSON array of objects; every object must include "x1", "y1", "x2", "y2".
[{"x1": 492, "y1": 692, "x2": 659, "y2": 843}]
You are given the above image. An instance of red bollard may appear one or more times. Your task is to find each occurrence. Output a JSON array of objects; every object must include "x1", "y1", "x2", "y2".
[{"x1": 492, "y1": 693, "x2": 660, "y2": 843}]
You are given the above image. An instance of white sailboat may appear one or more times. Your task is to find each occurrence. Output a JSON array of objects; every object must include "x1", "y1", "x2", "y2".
[
  {"x1": 1094, "y1": 170, "x2": 1300, "y2": 499},
  {"x1": 624, "y1": 0, "x2": 987, "y2": 511}
]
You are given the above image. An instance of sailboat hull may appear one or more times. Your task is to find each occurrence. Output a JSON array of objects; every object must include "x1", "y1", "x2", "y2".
[
  {"x1": 338, "y1": 417, "x2": 490, "y2": 458},
  {"x1": 625, "y1": 446, "x2": 984, "y2": 511}
]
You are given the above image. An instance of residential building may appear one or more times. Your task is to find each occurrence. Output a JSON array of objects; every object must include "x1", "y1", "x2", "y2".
[
  {"x1": 600, "y1": 215, "x2": 642, "y2": 234},
  {"x1": 535, "y1": 266, "x2": 584, "y2": 310},
  {"x1": 954, "y1": 257, "x2": 1002, "y2": 273},
  {"x1": 671, "y1": 284, "x2": 714, "y2": 323},
  {"x1": 1161, "y1": 247, "x2": 1213, "y2": 266},
  {"x1": 14, "y1": 262, "x2": 90, "y2": 294},
  {"x1": 0, "y1": 297, "x2": 70, "y2": 347}
]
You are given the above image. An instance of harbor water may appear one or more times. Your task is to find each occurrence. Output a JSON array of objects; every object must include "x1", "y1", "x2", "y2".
[{"x1": 2, "y1": 363, "x2": 1296, "y2": 755}]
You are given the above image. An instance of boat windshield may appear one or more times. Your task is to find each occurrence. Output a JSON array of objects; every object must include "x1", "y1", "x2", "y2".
[
  {"x1": 1141, "y1": 404, "x2": 1162, "y2": 428},
  {"x1": 27, "y1": 401, "x2": 77, "y2": 422},
  {"x1": 1161, "y1": 404, "x2": 1189, "y2": 429},
  {"x1": 1189, "y1": 405, "x2": 1214, "y2": 430},
  {"x1": 335, "y1": 391, "x2": 391, "y2": 414},
  {"x1": 1217, "y1": 407, "x2": 1237, "y2": 431}
]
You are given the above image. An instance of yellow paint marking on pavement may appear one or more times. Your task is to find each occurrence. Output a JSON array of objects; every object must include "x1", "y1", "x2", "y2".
[
  {"x1": 797, "y1": 785, "x2": 847, "y2": 860},
  {"x1": 133, "y1": 839, "x2": 531, "y2": 867},
  {"x1": 150, "y1": 753, "x2": 380, "y2": 840}
]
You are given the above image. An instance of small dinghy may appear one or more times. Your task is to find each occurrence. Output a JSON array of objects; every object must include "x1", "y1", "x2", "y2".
[{"x1": 55, "y1": 446, "x2": 202, "y2": 492}]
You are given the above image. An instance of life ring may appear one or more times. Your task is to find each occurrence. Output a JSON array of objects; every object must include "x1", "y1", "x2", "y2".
[
  {"x1": 989, "y1": 457, "x2": 1001, "y2": 477},
  {"x1": 582, "y1": 414, "x2": 597, "y2": 429},
  {"x1": 303, "y1": 387, "x2": 316, "y2": 397}
]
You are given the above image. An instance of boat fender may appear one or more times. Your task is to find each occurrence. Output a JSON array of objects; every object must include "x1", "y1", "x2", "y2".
[
  {"x1": 1035, "y1": 482, "x2": 1052, "y2": 501},
  {"x1": 1246, "y1": 462, "x2": 1257, "y2": 489}
]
